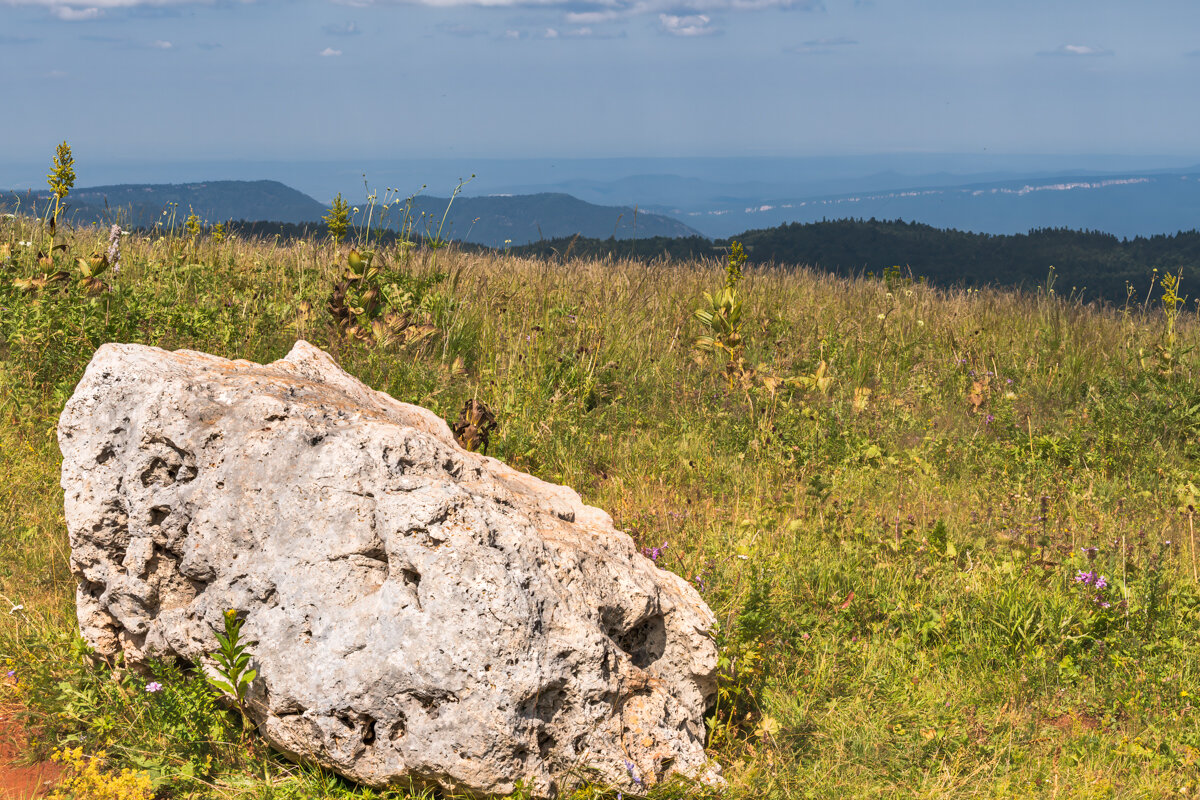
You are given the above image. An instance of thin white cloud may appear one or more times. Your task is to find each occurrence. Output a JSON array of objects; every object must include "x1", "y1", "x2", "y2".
[
  {"x1": 151, "y1": 38, "x2": 172, "y2": 47},
  {"x1": 319, "y1": 46, "x2": 343, "y2": 56},
  {"x1": 51, "y1": 5, "x2": 100, "y2": 18},
  {"x1": 564, "y1": 9, "x2": 620, "y2": 23},
  {"x1": 1038, "y1": 43, "x2": 1113, "y2": 57},
  {"x1": 788, "y1": 34, "x2": 855, "y2": 53},
  {"x1": 543, "y1": 26, "x2": 558, "y2": 37},
  {"x1": 437, "y1": 21, "x2": 484, "y2": 35},
  {"x1": 351, "y1": 0, "x2": 818, "y2": 13},
  {"x1": 805, "y1": 35, "x2": 854, "y2": 46},
  {"x1": 322, "y1": 21, "x2": 360, "y2": 35},
  {"x1": 659, "y1": 12, "x2": 715, "y2": 35},
  {"x1": 8, "y1": 0, "x2": 221, "y2": 20}
]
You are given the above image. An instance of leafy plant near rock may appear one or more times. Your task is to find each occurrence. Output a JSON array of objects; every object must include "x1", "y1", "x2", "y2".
[
  {"x1": 208, "y1": 610, "x2": 257, "y2": 734},
  {"x1": 452, "y1": 397, "x2": 499, "y2": 454},
  {"x1": 326, "y1": 248, "x2": 443, "y2": 347}
]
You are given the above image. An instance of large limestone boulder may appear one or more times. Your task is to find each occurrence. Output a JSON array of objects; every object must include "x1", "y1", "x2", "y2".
[{"x1": 57, "y1": 341, "x2": 719, "y2": 797}]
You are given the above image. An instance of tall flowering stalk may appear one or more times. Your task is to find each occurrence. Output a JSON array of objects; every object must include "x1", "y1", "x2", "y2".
[
  {"x1": 106, "y1": 224, "x2": 122, "y2": 277},
  {"x1": 46, "y1": 141, "x2": 75, "y2": 238}
]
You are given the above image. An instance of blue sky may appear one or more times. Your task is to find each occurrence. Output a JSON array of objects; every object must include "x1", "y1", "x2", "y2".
[{"x1": 2, "y1": 0, "x2": 1200, "y2": 178}]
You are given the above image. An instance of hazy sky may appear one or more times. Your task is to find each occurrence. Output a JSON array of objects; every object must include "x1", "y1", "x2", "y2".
[{"x1": 3, "y1": 0, "x2": 1200, "y2": 168}]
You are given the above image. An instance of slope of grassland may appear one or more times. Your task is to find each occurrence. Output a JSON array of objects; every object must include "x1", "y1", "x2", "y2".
[{"x1": 3, "y1": 215, "x2": 1200, "y2": 799}]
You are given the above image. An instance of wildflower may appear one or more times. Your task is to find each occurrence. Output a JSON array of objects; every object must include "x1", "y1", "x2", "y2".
[
  {"x1": 1094, "y1": 576, "x2": 1108, "y2": 590},
  {"x1": 1075, "y1": 570, "x2": 1095, "y2": 584},
  {"x1": 985, "y1": 414, "x2": 995, "y2": 425},
  {"x1": 145, "y1": 681, "x2": 163, "y2": 693},
  {"x1": 624, "y1": 759, "x2": 643, "y2": 786},
  {"x1": 641, "y1": 542, "x2": 667, "y2": 562}
]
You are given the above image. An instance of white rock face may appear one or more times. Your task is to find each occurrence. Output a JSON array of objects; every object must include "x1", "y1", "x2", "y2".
[{"x1": 58, "y1": 341, "x2": 719, "y2": 797}]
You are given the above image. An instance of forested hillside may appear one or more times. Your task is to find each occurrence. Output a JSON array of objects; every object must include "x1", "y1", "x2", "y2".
[{"x1": 509, "y1": 219, "x2": 1200, "y2": 304}]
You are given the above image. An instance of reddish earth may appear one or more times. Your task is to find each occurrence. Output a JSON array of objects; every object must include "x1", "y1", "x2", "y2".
[{"x1": 0, "y1": 704, "x2": 60, "y2": 800}]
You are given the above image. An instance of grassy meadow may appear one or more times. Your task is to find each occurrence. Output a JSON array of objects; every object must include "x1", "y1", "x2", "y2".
[{"x1": 3, "y1": 206, "x2": 1200, "y2": 799}]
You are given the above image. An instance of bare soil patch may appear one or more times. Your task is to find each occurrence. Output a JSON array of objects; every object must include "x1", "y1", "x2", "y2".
[{"x1": 0, "y1": 704, "x2": 60, "y2": 800}]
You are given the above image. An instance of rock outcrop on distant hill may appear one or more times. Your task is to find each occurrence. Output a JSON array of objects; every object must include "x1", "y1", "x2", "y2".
[{"x1": 57, "y1": 341, "x2": 720, "y2": 797}]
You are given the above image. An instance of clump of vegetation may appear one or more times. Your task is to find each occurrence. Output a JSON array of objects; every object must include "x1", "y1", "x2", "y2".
[
  {"x1": 50, "y1": 748, "x2": 155, "y2": 800},
  {"x1": 6, "y1": 146, "x2": 1200, "y2": 799}
]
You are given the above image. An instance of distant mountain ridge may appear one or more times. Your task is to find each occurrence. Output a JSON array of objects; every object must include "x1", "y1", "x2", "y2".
[
  {"x1": 0, "y1": 181, "x2": 702, "y2": 247},
  {"x1": 386, "y1": 192, "x2": 700, "y2": 246},
  {"x1": 2, "y1": 180, "x2": 330, "y2": 228},
  {"x1": 644, "y1": 170, "x2": 1200, "y2": 239}
]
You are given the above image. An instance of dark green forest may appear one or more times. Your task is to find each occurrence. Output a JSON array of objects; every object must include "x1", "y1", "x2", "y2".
[
  {"x1": 506, "y1": 219, "x2": 1200, "y2": 304},
  {"x1": 213, "y1": 217, "x2": 1200, "y2": 305}
]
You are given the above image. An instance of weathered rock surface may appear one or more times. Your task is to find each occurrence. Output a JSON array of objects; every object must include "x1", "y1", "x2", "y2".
[{"x1": 58, "y1": 341, "x2": 719, "y2": 797}]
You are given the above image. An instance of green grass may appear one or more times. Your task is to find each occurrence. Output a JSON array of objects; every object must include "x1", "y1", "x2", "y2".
[{"x1": 3, "y1": 212, "x2": 1200, "y2": 799}]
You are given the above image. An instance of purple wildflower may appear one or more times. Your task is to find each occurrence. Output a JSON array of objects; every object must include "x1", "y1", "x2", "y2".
[
  {"x1": 641, "y1": 542, "x2": 667, "y2": 563},
  {"x1": 146, "y1": 681, "x2": 163, "y2": 693},
  {"x1": 1075, "y1": 570, "x2": 1095, "y2": 584},
  {"x1": 624, "y1": 760, "x2": 643, "y2": 786},
  {"x1": 1094, "y1": 576, "x2": 1108, "y2": 590},
  {"x1": 985, "y1": 414, "x2": 995, "y2": 425}
]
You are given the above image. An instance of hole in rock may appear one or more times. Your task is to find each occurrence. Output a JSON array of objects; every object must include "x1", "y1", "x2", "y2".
[
  {"x1": 400, "y1": 568, "x2": 421, "y2": 590},
  {"x1": 610, "y1": 613, "x2": 667, "y2": 670},
  {"x1": 361, "y1": 717, "x2": 376, "y2": 745},
  {"x1": 537, "y1": 730, "x2": 554, "y2": 758},
  {"x1": 138, "y1": 438, "x2": 197, "y2": 487},
  {"x1": 149, "y1": 507, "x2": 170, "y2": 526},
  {"x1": 96, "y1": 445, "x2": 115, "y2": 464},
  {"x1": 520, "y1": 682, "x2": 567, "y2": 724},
  {"x1": 389, "y1": 716, "x2": 407, "y2": 742}
]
